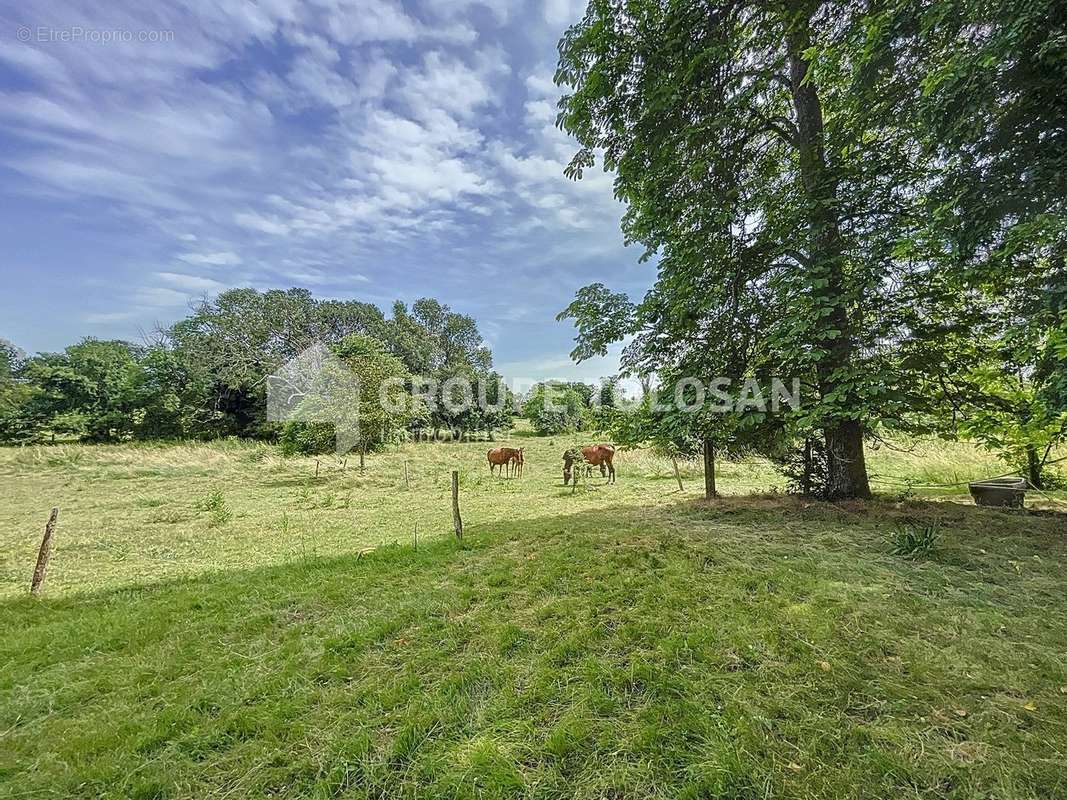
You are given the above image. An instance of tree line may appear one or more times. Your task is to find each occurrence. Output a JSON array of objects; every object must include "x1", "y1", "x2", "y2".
[
  {"x1": 554, "y1": 0, "x2": 1065, "y2": 494},
  {"x1": 0, "y1": 289, "x2": 514, "y2": 451}
]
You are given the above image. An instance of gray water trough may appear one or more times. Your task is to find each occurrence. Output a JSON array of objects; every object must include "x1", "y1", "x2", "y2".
[{"x1": 968, "y1": 477, "x2": 1029, "y2": 508}]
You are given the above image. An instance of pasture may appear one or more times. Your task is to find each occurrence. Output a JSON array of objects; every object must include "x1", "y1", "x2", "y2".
[{"x1": 2, "y1": 432, "x2": 1066, "y2": 798}]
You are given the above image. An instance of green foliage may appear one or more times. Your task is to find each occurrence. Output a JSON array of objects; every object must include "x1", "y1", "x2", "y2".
[
  {"x1": 843, "y1": 0, "x2": 1067, "y2": 487},
  {"x1": 888, "y1": 523, "x2": 940, "y2": 560},
  {"x1": 278, "y1": 421, "x2": 337, "y2": 456},
  {"x1": 328, "y1": 334, "x2": 424, "y2": 454},
  {"x1": 522, "y1": 381, "x2": 596, "y2": 435},
  {"x1": 2, "y1": 289, "x2": 504, "y2": 446},
  {"x1": 194, "y1": 488, "x2": 232, "y2": 528},
  {"x1": 554, "y1": 0, "x2": 1065, "y2": 497},
  {"x1": 775, "y1": 437, "x2": 829, "y2": 499},
  {"x1": 0, "y1": 338, "x2": 22, "y2": 379},
  {"x1": 18, "y1": 339, "x2": 144, "y2": 442},
  {"x1": 0, "y1": 340, "x2": 37, "y2": 444}
]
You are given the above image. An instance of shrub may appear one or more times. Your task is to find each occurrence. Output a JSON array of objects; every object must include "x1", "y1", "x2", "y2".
[
  {"x1": 279, "y1": 421, "x2": 336, "y2": 456},
  {"x1": 777, "y1": 437, "x2": 829, "y2": 498}
]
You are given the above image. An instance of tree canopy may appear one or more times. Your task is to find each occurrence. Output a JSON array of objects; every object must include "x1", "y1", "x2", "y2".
[
  {"x1": 1, "y1": 289, "x2": 510, "y2": 448},
  {"x1": 554, "y1": 0, "x2": 1066, "y2": 496}
]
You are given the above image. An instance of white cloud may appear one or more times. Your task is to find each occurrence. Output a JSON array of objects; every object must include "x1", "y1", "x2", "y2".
[
  {"x1": 177, "y1": 251, "x2": 242, "y2": 266},
  {"x1": 524, "y1": 72, "x2": 558, "y2": 98},
  {"x1": 288, "y1": 54, "x2": 358, "y2": 108},
  {"x1": 1, "y1": 0, "x2": 637, "y2": 375},
  {"x1": 155, "y1": 272, "x2": 227, "y2": 292},
  {"x1": 82, "y1": 310, "x2": 141, "y2": 324},
  {"x1": 543, "y1": 0, "x2": 586, "y2": 27},
  {"x1": 235, "y1": 211, "x2": 291, "y2": 236}
]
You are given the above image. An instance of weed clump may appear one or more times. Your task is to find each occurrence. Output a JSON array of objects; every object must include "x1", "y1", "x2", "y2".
[
  {"x1": 888, "y1": 523, "x2": 939, "y2": 558},
  {"x1": 195, "y1": 489, "x2": 232, "y2": 528}
]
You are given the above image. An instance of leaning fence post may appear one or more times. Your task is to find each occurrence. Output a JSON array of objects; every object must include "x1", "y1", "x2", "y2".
[
  {"x1": 672, "y1": 457, "x2": 684, "y2": 491},
  {"x1": 451, "y1": 470, "x2": 463, "y2": 541},
  {"x1": 404, "y1": 461, "x2": 410, "y2": 490},
  {"x1": 31, "y1": 507, "x2": 59, "y2": 596}
]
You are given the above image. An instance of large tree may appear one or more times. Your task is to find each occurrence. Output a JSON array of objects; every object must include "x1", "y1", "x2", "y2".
[
  {"x1": 19, "y1": 339, "x2": 143, "y2": 442},
  {"x1": 555, "y1": 0, "x2": 924, "y2": 497},
  {"x1": 850, "y1": 0, "x2": 1067, "y2": 486}
]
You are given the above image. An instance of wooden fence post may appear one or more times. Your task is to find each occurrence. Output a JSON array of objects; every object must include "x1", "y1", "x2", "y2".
[
  {"x1": 672, "y1": 457, "x2": 684, "y2": 491},
  {"x1": 404, "y1": 461, "x2": 410, "y2": 490},
  {"x1": 31, "y1": 507, "x2": 59, "y2": 596},
  {"x1": 451, "y1": 470, "x2": 463, "y2": 541}
]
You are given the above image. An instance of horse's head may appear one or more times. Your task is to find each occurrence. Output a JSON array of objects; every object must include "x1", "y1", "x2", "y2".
[{"x1": 562, "y1": 449, "x2": 579, "y2": 485}]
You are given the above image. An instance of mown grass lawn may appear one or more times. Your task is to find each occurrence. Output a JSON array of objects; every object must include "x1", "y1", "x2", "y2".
[{"x1": 1, "y1": 433, "x2": 1065, "y2": 798}]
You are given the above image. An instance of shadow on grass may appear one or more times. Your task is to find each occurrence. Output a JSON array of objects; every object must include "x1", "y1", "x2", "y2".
[
  {"x1": 2, "y1": 494, "x2": 1067, "y2": 798},
  {"x1": 4, "y1": 493, "x2": 1064, "y2": 619}
]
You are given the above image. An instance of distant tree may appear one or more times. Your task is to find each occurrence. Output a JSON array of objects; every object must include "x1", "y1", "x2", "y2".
[
  {"x1": 0, "y1": 338, "x2": 23, "y2": 379},
  {"x1": 523, "y1": 381, "x2": 595, "y2": 435},
  {"x1": 170, "y1": 288, "x2": 391, "y2": 437},
  {"x1": 280, "y1": 335, "x2": 424, "y2": 464},
  {"x1": 409, "y1": 298, "x2": 492, "y2": 373},
  {"x1": 475, "y1": 371, "x2": 516, "y2": 440},
  {"x1": 19, "y1": 339, "x2": 142, "y2": 442},
  {"x1": 0, "y1": 338, "x2": 38, "y2": 444},
  {"x1": 128, "y1": 344, "x2": 207, "y2": 440},
  {"x1": 387, "y1": 298, "x2": 496, "y2": 438}
]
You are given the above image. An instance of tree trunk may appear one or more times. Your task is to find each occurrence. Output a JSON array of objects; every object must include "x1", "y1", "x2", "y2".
[
  {"x1": 786, "y1": 7, "x2": 871, "y2": 500},
  {"x1": 823, "y1": 420, "x2": 870, "y2": 500},
  {"x1": 801, "y1": 437, "x2": 813, "y2": 496},
  {"x1": 703, "y1": 439, "x2": 717, "y2": 499},
  {"x1": 1026, "y1": 445, "x2": 1044, "y2": 489},
  {"x1": 672, "y1": 457, "x2": 684, "y2": 491}
]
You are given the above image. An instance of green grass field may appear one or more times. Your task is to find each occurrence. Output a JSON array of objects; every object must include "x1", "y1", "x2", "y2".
[{"x1": 2, "y1": 431, "x2": 1066, "y2": 798}]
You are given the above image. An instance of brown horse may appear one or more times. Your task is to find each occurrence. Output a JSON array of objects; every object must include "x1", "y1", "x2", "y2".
[
  {"x1": 563, "y1": 444, "x2": 615, "y2": 485},
  {"x1": 488, "y1": 446, "x2": 524, "y2": 478}
]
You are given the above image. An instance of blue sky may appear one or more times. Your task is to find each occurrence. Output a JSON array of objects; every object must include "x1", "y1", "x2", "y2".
[{"x1": 0, "y1": 0, "x2": 651, "y2": 383}]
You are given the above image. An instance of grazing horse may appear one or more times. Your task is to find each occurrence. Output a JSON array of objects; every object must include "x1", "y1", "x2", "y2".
[
  {"x1": 488, "y1": 446, "x2": 524, "y2": 478},
  {"x1": 563, "y1": 444, "x2": 616, "y2": 485}
]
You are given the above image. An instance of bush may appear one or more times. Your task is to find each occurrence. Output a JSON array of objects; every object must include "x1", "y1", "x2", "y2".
[
  {"x1": 279, "y1": 421, "x2": 336, "y2": 456},
  {"x1": 777, "y1": 437, "x2": 829, "y2": 498}
]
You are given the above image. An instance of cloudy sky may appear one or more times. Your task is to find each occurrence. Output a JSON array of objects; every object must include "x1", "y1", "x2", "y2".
[{"x1": 0, "y1": 0, "x2": 651, "y2": 382}]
